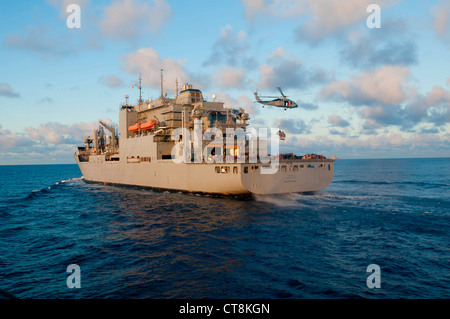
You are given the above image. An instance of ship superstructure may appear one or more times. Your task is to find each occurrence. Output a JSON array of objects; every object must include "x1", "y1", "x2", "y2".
[{"x1": 75, "y1": 74, "x2": 336, "y2": 195}]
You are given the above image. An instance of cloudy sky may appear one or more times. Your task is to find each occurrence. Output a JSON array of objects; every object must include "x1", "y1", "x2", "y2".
[{"x1": 0, "y1": 0, "x2": 449, "y2": 164}]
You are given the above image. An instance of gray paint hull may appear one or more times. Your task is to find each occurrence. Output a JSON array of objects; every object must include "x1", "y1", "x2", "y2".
[{"x1": 75, "y1": 154, "x2": 335, "y2": 195}]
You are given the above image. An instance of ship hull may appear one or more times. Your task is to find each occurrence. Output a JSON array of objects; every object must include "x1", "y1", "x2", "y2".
[{"x1": 75, "y1": 154, "x2": 335, "y2": 195}]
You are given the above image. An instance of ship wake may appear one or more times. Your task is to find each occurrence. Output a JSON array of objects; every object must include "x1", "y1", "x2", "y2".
[
  {"x1": 252, "y1": 193, "x2": 309, "y2": 207},
  {"x1": 24, "y1": 177, "x2": 84, "y2": 201}
]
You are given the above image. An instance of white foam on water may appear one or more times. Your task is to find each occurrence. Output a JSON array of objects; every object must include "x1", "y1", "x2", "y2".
[
  {"x1": 253, "y1": 193, "x2": 308, "y2": 207},
  {"x1": 60, "y1": 177, "x2": 84, "y2": 183}
]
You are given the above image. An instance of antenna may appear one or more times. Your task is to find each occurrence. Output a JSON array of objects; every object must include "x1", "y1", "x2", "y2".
[
  {"x1": 132, "y1": 74, "x2": 143, "y2": 103},
  {"x1": 160, "y1": 69, "x2": 164, "y2": 98},
  {"x1": 138, "y1": 74, "x2": 142, "y2": 103},
  {"x1": 125, "y1": 94, "x2": 129, "y2": 106},
  {"x1": 175, "y1": 78, "x2": 179, "y2": 97}
]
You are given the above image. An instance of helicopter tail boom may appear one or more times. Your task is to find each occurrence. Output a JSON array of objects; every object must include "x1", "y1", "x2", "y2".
[{"x1": 253, "y1": 92, "x2": 262, "y2": 102}]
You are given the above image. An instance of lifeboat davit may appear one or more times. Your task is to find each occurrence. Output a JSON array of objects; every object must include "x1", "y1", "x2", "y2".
[
  {"x1": 141, "y1": 119, "x2": 158, "y2": 130},
  {"x1": 128, "y1": 123, "x2": 141, "y2": 132}
]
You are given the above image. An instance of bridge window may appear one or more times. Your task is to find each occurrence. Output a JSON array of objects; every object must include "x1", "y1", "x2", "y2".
[{"x1": 221, "y1": 166, "x2": 230, "y2": 174}]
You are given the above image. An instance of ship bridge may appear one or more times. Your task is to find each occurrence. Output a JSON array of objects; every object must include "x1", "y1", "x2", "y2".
[{"x1": 176, "y1": 84, "x2": 203, "y2": 104}]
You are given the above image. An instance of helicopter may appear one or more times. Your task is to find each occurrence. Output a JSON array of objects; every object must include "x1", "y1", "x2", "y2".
[{"x1": 254, "y1": 87, "x2": 298, "y2": 110}]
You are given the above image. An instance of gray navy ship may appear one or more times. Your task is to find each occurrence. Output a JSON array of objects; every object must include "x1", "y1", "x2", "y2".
[{"x1": 74, "y1": 74, "x2": 337, "y2": 195}]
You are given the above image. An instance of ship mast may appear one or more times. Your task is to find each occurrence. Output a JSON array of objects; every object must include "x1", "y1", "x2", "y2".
[
  {"x1": 160, "y1": 69, "x2": 164, "y2": 98},
  {"x1": 133, "y1": 74, "x2": 143, "y2": 104},
  {"x1": 138, "y1": 74, "x2": 143, "y2": 103}
]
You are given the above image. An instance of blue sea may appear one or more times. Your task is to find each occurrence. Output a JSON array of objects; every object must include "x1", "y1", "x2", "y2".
[{"x1": 0, "y1": 158, "x2": 449, "y2": 299}]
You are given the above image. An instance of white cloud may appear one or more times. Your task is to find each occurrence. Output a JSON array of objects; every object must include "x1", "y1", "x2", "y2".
[
  {"x1": 321, "y1": 66, "x2": 450, "y2": 130},
  {"x1": 47, "y1": 0, "x2": 90, "y2": 18},
  {"x1": 0, "y1": 126, "x2": 35, "y2": 152},
  {"x1": 98, "y1": 75, "x2": 125, "y2": 89},
  {"x1": 328, "y1": 115, "x2": 350, "y2": 128},
  {"x1": 280, "y1": 129, "x2": 450, "y2": 159},
  {"x1": 25, "y1": 121, "x2": 98, "y2": 145},
  {"x1": 98, "y1": 0, "x2": 171, "y2": 42},
  {"x1": 0, "y1": 83, "x2": 20, "y2": 98},
  {"x1": 258, "y1": 47, "x2": 330, "y2": 90},
  {"x1": 242, "y1": 0, "x2": 399, "y2": 43},
  {"x1": 299, "y1": 0, "x2": 401, "y2": 43},
  {"x1": 273, "y1": 118, "x2": 311, "y2": 134},
  {"x1": 320, "y1": 65, "x2": 411, "y2": 106},
  {"x1": 339, "y1": 18, "x2": 418, "y2": 69},
  {"x1": 297, "y1": 100, "x2": 319, "y2": 111},
  {"x1": 413, "y1": 86, "x2": 450, "y2": 126},
  {"x1": 236, "y1": 94, "x2": 260, "y2": 116},
  {"x1": 121, "y1": 47, "x2": 189, "y2": 94},
  {"x1": 3, "y1": 25, "x2": 73, "y2": 59},
  {"x1": 241, "y1": 0, "x2": 305, "y2": 21},
  {"x1": 210, "y1": 92, "x2": 239, "y2": 109},
  {"x1": 431, "y1": 1, "x2": 450, "y2": 41},
  {"x1": 215, "y1": 67, "x2": 247, "y2": 89},
  {"x1": 267, "y1": 46, "x2": 285, "y2": 61},
  {"x1": 204, "y1": 25, "x2": 256, "y2": 68},
  {"x1": 425, "y1": 85, "x2": 450, "y2": 108}
]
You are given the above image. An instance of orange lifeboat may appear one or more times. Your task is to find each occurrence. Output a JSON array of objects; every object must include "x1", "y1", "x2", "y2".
[
  {"x1": 128, "y1": 123, "x2": 141, "y2": 132},
  {"x1": 141, "y1": 119, "x2": 158, "y2": 130}
]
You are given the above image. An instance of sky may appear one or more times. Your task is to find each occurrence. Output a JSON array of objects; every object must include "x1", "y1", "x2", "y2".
[{"x1": 0, "y1": 0, "x2": 449, "y2": 164}]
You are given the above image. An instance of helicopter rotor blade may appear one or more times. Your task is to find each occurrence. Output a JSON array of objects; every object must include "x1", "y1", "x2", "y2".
[{"x1": 277, "y1": 87, "x2": 286, "y2": 97}]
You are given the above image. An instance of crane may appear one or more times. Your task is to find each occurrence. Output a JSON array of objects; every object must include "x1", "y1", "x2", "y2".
[{"x1": 99, "y1": 120, "x2": 117, "y2": 148}]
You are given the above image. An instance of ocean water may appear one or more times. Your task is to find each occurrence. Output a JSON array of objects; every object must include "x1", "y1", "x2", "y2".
[{"x1": 0, "y1": 158, "x2": 449, "y2": 299}]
